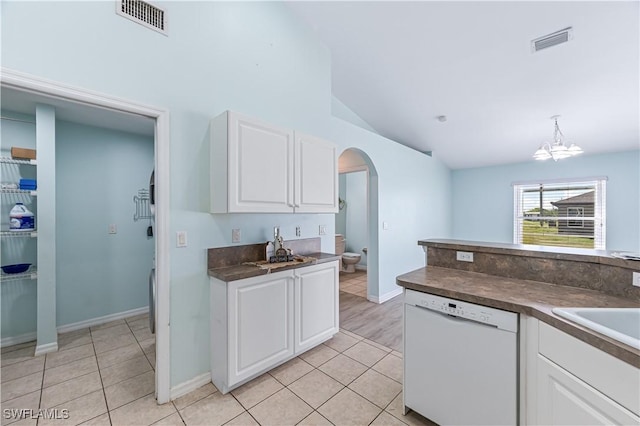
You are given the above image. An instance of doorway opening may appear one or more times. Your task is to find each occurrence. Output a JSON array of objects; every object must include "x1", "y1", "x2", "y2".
[
  {"x1": 0, "y1": 69, "x2": 171, "y2": 403},
  {"x1": 335, "y1": 148, "x2": 378, "y2": 301}
]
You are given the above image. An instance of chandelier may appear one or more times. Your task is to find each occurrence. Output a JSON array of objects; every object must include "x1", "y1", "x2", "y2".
[{"x1": 533, "y1": 116, "x2": 583, "y2": 161}]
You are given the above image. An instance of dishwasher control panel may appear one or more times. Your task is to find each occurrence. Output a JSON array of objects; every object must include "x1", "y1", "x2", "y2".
[{"x1": 405, "y1": 289, "x2": 518, "y2": 332}]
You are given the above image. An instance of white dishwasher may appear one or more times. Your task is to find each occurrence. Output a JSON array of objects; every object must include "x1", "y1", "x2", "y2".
[{"x1": 404, "y1": 289, "x2": 518, "y2": 426}]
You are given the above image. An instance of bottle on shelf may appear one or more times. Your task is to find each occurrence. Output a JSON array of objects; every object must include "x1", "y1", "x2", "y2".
[{"x1": 10, "y1": 202, "x2": 35, "y2": 231}]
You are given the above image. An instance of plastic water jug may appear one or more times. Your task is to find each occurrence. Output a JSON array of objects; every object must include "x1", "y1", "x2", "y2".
[{"x1": 10, "y1": 203, "x2": 35, "y2": 231}]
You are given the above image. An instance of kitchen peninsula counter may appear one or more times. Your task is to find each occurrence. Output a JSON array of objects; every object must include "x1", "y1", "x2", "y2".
[
  {"x1": 398, "y1": 238, "x2": 640, "y2": 367},
  {"x1": 397, "y1": 266, "x2": 639, "y2": 366}
]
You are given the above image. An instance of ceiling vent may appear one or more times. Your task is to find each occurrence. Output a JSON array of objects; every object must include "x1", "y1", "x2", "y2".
[
  {"x1": 531, "y1": 27, "x2": 572, "y2": 52},
  {"x1": 116, "y1": 0, "x2": 167, "y2": 35}
]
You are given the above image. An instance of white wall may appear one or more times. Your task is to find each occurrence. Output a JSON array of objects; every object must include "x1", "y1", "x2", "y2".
[{"x1": 2, "y1": 1, "x2": 453, "y2": 387}]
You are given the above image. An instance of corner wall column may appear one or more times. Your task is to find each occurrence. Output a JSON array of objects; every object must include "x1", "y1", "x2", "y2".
[{"x1": 35, "y1": 104, "x2": 57, "y2": 355}]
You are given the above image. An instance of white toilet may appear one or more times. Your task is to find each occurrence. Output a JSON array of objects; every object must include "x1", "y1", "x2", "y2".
[{"x1": 335, "y1": 234, "x2": 362, "y2": 273}]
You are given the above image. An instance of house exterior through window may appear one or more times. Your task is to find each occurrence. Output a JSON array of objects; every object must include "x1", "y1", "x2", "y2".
[{"x1": 513, "y1": 178, "x2": 606, "y2": 249}]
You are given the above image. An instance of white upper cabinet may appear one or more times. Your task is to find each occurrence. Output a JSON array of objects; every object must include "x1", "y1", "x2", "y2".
[
  {"x1": 211, "y1": 111, "x2": 338, "y2": 213},
  {"x1": 294, "y1": 132, "x2": 339, "y2": 213}
]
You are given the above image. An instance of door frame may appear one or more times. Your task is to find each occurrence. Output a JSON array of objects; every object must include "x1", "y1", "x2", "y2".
[
  {"x1": 337, "y1": 147, "x2": 379, "y2": 302},
  {"x1": 1, "y1": 68, "x2": 172, "y2": 403}
]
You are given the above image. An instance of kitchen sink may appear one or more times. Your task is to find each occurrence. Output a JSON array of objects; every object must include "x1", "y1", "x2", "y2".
[{"x1": 552, "y1": 307, "x2": 640, "y2": 350}]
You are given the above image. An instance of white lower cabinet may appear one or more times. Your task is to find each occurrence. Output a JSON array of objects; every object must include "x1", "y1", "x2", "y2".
[
  {"x1": 294, "y1": 261, "x2": 339, "y2": 353},
  {"x1": 210, "y1": 260, "x2": 339, "y2": 393},
  {"x1": 537, "y1": 355, "x2": 638, "y2": 425},
  {"x1": 526, "y1": 320, "x2": 640, "y2": 425}
]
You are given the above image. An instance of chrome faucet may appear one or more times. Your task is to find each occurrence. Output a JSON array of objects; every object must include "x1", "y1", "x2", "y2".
[{"x1": 273, "y1": 226, "x2": 284, "y2": 252}]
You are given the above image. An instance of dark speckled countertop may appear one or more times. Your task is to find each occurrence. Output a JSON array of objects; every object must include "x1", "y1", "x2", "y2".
[
  {"x1": 208, "y1": 252, "x2": 340, "y2": 281},
  {"x1": 397, "y1": 266, "x2": 640, "y2": 367}
]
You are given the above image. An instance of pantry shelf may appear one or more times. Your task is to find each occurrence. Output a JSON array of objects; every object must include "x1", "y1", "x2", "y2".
[
  {"x1": 0, "y1": 267, "x2": 37, "y2": 282},
  {"x1": 0, "y1": 231, "x2": 37, "y2": 238},
  {"x1": 0, "y1": 157, "x2": 36, "y2": 166},
  {"x1": 1, "y1": 189, "x2": 37, "y2": 196}
]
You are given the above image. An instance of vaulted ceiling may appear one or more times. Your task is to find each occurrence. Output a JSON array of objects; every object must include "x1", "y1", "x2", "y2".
[{"x1": 288, "y1": 1, "x2": 639, "y2": 169}]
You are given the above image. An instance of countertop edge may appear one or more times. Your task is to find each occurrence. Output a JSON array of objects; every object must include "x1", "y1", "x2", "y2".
[{"x1": 397, "y1": 266, "x2": 640, "y2": 368}]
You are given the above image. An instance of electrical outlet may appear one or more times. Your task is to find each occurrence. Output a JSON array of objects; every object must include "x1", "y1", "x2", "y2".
[
  {"x1": 383, "y1": 221, "x2": 389, "y2": 230},
  {"x1": 108, "y1": 224, "x2": 117, "y2": 234},
  {"x1": 232, "y1": 228, "x2": 241, "y2": 243},
  {"x1": 456, "y1": 251, "x2": 474, "y2": 262},
  {"x1": 176, "y1": 231, "x2": 188, "y2": 248},
  {"x1": 633, "y1": 272, "x2": 640, "y2": 288},
  {"x1": 319, "y1": 225, "x2": 327, "y2": 235},
  {"x1": 296, "y1": 226, "x2": 301, "y2": 237}
]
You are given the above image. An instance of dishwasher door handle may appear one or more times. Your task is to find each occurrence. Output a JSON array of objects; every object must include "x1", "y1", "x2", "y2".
[{"x1": 412, "y1": 304, "x2": 499, "y2": 329}]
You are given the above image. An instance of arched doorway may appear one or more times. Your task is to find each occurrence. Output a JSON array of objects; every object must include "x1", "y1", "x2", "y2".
[{"x1": 336, "y1": 148, "x2": 379, "y2": 301}]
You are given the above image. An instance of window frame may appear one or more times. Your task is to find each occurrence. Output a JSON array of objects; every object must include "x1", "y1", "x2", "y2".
[{"x1": 513, "y1": 177, "x2": 607, "y2": 250}]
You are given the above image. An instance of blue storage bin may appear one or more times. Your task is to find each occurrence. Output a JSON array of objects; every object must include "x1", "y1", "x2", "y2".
[{"x1": 19, "y1": 179, "x2": 37, "y2": 190}]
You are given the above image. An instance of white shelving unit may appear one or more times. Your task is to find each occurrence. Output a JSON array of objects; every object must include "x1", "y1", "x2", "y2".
[{"x1": 1, "y1": 155, "x2": 38, "y2": 283}]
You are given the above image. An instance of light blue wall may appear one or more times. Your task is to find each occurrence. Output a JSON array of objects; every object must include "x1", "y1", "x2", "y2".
[
  {"x1": 452, "y1": 150, "x2": 640, "y2": 252},
  {"x1": 344, "y1": 171, "x2": 368, "y2": 265},
  {"x1": 332, "y1": 96, "x2": 379, "y2": 134},
  {"x1": 1, "y1": 111, "x2": 38, "y2": 341},
  {"x1": 2, "y1": 2, "x2": 453, "y2": 386},
  {"x1": 55, "y1": 121, "x2": 154, "y2": 326}
]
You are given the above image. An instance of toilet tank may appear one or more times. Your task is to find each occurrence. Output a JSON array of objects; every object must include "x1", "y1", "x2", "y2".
[{"x1": 335, "y1": 234, "x2": 345, "y2": 255}]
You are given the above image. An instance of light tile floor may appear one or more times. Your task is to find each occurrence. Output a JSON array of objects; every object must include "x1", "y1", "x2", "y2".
[
  {"x1": 339, "y1": 270, "x2": 367, "y2": 298},
  {"x1": 1, "y1": 316, "x2": 433, "y2": 425}
]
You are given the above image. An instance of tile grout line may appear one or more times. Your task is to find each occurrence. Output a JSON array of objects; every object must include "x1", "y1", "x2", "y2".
[
  {"x1": 36, "y1": 347, "x2": 47, "y2": 426},
  {"x1": 90, "y1": 325, "x2": 114, "y2": 426}
]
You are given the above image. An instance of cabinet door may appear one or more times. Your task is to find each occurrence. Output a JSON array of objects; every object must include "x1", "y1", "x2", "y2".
[
  {"x1": 536, "y1": 354, "x2": 639, "y2": 425},
  {"x1": 227, "y1": 112, "x2": 294, "y2": 212},
  {"x1": 294, "y1": 261, "x2": 339, "y2": 353},
  {"x1": 294, "y1": 133, "x2": 338, "y2": 213},
  {"x1": 228, "y1": 272, "x2": 294, "y2": 386}
]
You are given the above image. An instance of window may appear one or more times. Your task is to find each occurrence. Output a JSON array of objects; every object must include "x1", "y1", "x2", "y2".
[
  {"x1": 513, "y1": 177, "x2": 606, "y2": 249},
  {"x1": 566, "y1": 207, "x2": 584, "y2": 228}
]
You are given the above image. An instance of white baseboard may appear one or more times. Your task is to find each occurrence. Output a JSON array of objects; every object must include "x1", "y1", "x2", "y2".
[
  {"x1": 368, "y1": 287, "x2": 403, "y2": 304},
  {"x1": 2, "y1": 306, "x2": 150, "y2": 349},
  {"x1": 1, "y1": 332, "x2": 37, "y2": 348},
  {"x1": 57, "y1": 306, "x2": 149, "y2": 334},
  {"x1": 35, "y1": 341, "x2": 58, "y2": 356},
  {"x1": 170, "y1": 372, "x2": 211, "y2": 400}
]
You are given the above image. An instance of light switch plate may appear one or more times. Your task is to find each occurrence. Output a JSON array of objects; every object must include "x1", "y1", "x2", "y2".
[
  {"x1": 633, "y1": 272, "x2": 640, "y2": 288},
  {"x1": 319, "y1": 225, "x2": 327, "y2": 235},
  {"x1": 383, "y1": 222, "x2": 389, "y2": 230},
  {"x1": 232, "y1": 229, "x2": 241, "y2": 243},
  {"x1": 108, "y1": 224, "x2": 117, "y2": 234},
  {"x1": 176, "y1": 231, "x2": 188, "y2": 248}
]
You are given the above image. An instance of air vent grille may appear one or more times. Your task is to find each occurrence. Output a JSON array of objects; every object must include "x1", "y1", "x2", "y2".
[
  {"x1": 532, "y1": 27, "x2": 572, "y2": 52},
  {"x1": 117, "y1": 0, "x2": 167, "y2": 35}
]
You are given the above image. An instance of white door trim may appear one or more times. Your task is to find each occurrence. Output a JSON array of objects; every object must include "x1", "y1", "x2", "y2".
[{"x1": 0, "y1": 67, "x2": 172, "y2": 404}]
